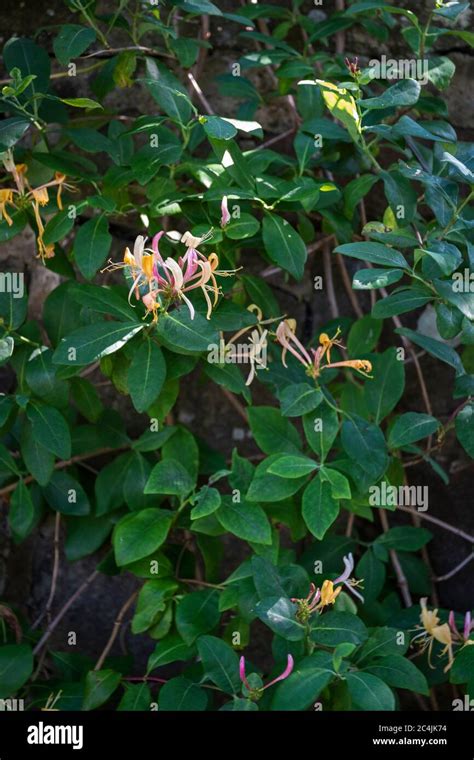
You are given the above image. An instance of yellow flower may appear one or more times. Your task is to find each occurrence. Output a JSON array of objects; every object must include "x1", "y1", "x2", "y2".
[
  {"x1": 412, "y1": 598, "x2": 453, "y2": 671},
  {"x1": 0, "y1": 189, "x2": 15, "y2": 226}
]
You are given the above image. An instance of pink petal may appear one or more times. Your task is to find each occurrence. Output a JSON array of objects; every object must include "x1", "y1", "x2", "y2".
[{"x1": 263, "y1": 655, "x2": 294, "y2": 690}]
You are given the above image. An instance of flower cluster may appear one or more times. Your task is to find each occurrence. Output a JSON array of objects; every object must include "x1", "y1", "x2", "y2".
[
  {"x1": 276, "y1": 321, "x2": 373, "y2": 380},
  {"x1": 412, "y1": 598, "x2": 474, "y2": 671},
  {"x1": 104, "y1": 228, "x2": 237, "y2": 322},
  {"x1": 291, "y1": 553, "x2": 364, "y2": 623},
  {"x1": 0, "y1": 150, "x2": 72, "y2": 260}
]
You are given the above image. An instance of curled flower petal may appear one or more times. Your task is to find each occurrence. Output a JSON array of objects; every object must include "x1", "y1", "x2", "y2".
[
  {"x1": 239, "y1": 656, "x2": 251, "y2": 690},
  {"x1": 464, "y1": 611, "x2": 472, "y2": 641},
  {"x1": 263, "y1": 655, "x2": 294, "y2": 690},
  {"x1": 221, "y1": 195, "x2": 231, "y2": 227}
]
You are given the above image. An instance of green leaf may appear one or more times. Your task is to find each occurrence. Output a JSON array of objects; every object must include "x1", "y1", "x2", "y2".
[
  {"x1": 53, "y1": 25, "x2": 96, "y2": 65},
  {"x1": 356, "y1": 549, "x2": 385, "y2": 602},
  {"x1": 43, "y1": 471, "x2": 90, "y2": 516},
  {"x1": 53, "y1": 322, "x2": 143, "y2": 365},
  {"x1": 9, "y1": 479, "x2": 36, "y2": 542},
  {"x1": 0, "y1": 286, "x2": 28, "y2": 330},
  {"x1": 191, "y1": 486, "x2": 221, "y2": 519},
  {"x1": 395, "y1": 327, "x2": 464, "y2": 375},
  {"x1": 70, "y1": 377, "x2": 103, "y2": 423},
  {"x1": 341, "y1": 416, "x2": 388, "y2": 480},
  {"x1": 365, "y1": 348, "x2": 405, "y2": 424},
  {"x1": 267, "y1": 454, "x2": 318, "y2": 479},
  {"x1": 0, "y1": 117, "x2": 30, "y2": 151},
  {"x1": 113, "y1": 508, "x2": 173, "y2": 566},
  {"x1": 334, "y1": 242, "x2": 409, "y2": 269},
  {"x1": 262, "y1": 213, "x2": 307, "y2": 280},
  {"x1": 347, "y1": 316, "x2": 382, "y2": 355},
  {"x1": 352, "y1": 268, "x2": 404, "y2": 290},
  {"x1": 363, "y1": 79, "x2": 421, "y2": 110},
  {"x1": 271, "y1": 653, "x2": 334, "y2": 710},
  {"x1": 372, "y1": 288, "x2": 432, "y2": 319},
  {"x1": 201, "y1": 115, "x2": 237, "y2": 140},
  {"x1": 455, "y1": 402, "x2": 474, "y2": 458},
  {"x1": 450, "y1": 645, "x2": 474, "y2": 684},
  {"x1": 73, "y1": 215, "x2": 112, "y2": 280},
  {"x1": 375, "y1": 526, "x2": 432, "y2": 551},
  {"x1": 248, "y1": 406, "x2": 301, "y2": 455},
  {"x1": 65, "y1": 516, "x2": 112, "y2": 562},
  {"x1": 320, "y1": 466, "x2": 351, "y2": 500},
  {"x1": 144, "y1": 58, "x2": 193, "y2": 124},
  {"x1": 127, "y1": 339, "x2": 166, "y2": 413},
  {"x1": 117, "y1": 682, "x2": 151, "y2": 711},
  {"x1": 132, "y1": 579, "x2": 178, "y2": 634},
  {"x1": 83, "y1": 669, "x2": 121, "y2": 710},
  {"x1": 346, "y1": 671, "x2": 395, "y2": 710},
  {"x1": 225, "y1": 213, "x2": 260, "y2": 240},
  {"x1": 147, "y1": 634, "x2": 194, "y2": 673},
  {"x1": 3, "y1": 37, "x2": 50, "y2": 97},
  {"x1": 26, "y1": 403, "x2": 71, "y2": 459},
  {"x1": 216, "y1": 495, "x2": 272, "y2": 544},
  {"x1": 388, "y1": 412, "x2": 440, "y2": 448},
  {"x1": 158, "y1": 677, "x2": 207, "y2": 711},
  {"x1": 311, "y1": 611, "x2": 368, "y2": 646},
  {"x1": 20, "y1": 422, "x2": 54, "y2": 486},
  {"x1": 314, "y1": 80, "x2": 361, "y2": 141},
  {"x1": 145, "y1": 458, "x2": 195, "y2": 498},
  {"x1": 364, "y1": 655, "x2": 429, "y2": 695},
  {"x1": 197, "y1": 635, "x2": 241, "y2": 694},
  {"x1": 355, "y1": 627, "x2": 409, "y2": 664},
  {"x1": 0, "y1": 644, "x2": 33, "y2": 698},
  {"x1": 302, "y1": 476, "x2": 339, "y2": 539},
  {"x1": 255, "y1": 596, "x2": 306, "y2": 641},
  {"x1": 131, "y1": 143, "x2": 182, "y2": 184},
  {"x1": 303, "y1": 403, "x2": 339, "y2": 462},
  {"x1": 156, "y1": 310, "x2": 219, "y2": 354},
  {"x1": 278, "y1": 383, "x2": 323, "y2": 417},
  {"x1": 61, "y1": 97, "x2": 103, "y2": 110},
  {"x1": 175, "y1": 590, "x2": 220, "y2": 644}
]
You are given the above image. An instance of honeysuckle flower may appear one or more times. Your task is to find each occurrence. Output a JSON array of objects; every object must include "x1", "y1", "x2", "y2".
[
  {"x1": 239, "y1": 654, "x2": 294, "y2": 700},
  {"x1": 221, "y1": 196, "x2": 230, "y2": 227},
  {"x1": 104, "y1": 227, "x2": 238, "y2": 322},
  {"x1": 276, "y1": 321, "x2": 373, "y2": 380},
  {"x1": 449, "y1": 610, "x2": 474, "y2": 645},
  {"x1": 104, "y1": 233, "x2": 157, "y2": 305},
  {"x1": 292, "y1": 553, "x2": 364, "y2": 619},
  {"x1": 0, "y1": 152, "x2": 72, "y2": 260},
  {"x1": 291, "y1": 582, "x2": 321, "y2": 622},
  {"x1": 276, "y1": 319, "x2": 312, "y2": 369},
  {"x1": 0, "y1": 188, "x2": 15, "y2": 226},
  {"x1": 412, "y1": 598, "x2": 453, "y2": 671},
  {"x1": 223, "y1": 305, "x2": 278, "y2": 385}
]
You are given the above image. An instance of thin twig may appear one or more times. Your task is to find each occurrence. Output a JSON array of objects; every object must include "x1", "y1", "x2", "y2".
[
  {"x1": 335, "y1": 0, "x2": 346, "y2": 54},
  {"x1": 433, "y1": 553, "x2": 474, "y2": 582},
  {"x1": 219, "y1": 386, "x2": 248, "y2": 423},
  {"x1": 323, "y1": 241, "x2": 339, "y2": 319},
  {"x1": 0, "y1": 445, "x2": 129, "y2": 500},
  {"x1": 379, "y1": 509, "x2": 413, "y2": 607},
  {"x1": 396, "y1": 506, "x2": 474, "y2": 544},
  {"x1": 187, "y1": 71, "x2": 214, "y2": 115},
  {"x1": 336, "y1": 253, "x2": 364, "y2": 318},
  {"x1": 32, "y1": 570, "x2": 99, "y2": 656},
  {"x1": 32, "y1": 513, "x2": 61, "y2": 630},
  {"x1": 94, "y1": 590, "x2": 139, "y2": 671}
]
